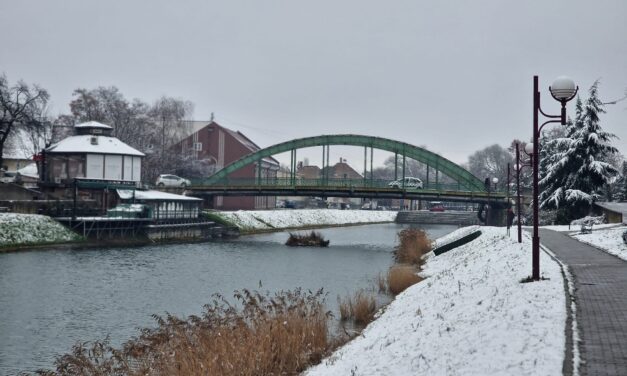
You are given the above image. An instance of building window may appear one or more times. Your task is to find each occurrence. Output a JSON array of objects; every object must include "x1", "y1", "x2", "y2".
[{"x1": 194, "y1": 142, "x2": 202, "y2": 151}]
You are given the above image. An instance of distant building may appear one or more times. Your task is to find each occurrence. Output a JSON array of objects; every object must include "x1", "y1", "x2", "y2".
[
  {"x1": 326, "y1": 159, "x2": 363, "y2": 180},
  {"x1": 594, "y1": 202, "x2": 627, "y2": 224},
  {"x1": 43, "y1": 121, "x2": 144, "y2": 185},
  {"x1": 293, "y1": 158, "x2": 363, "y2": 209},
  {"x1": 39, "y1": 121, "x2": 144, "y2": 213},
  {"x1": 116, "y1": 189, "x2": 202, "y2": 220},
  {"x1": 173, "y1": 121, "x2": 279, "y2": 210},
  {"x1": 296, "y1": 164, "x2": 322, "y2": 180},
  {"x1": 296, "y1": 158, "x2": 363, "y2": 181},
  {"x1": 1, "y1": 129, "x2": 37, "y2": 172}
]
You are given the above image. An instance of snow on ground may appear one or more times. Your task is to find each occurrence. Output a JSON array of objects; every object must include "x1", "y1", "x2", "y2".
[
  {"x1": 305, "y1": 227, "x2": 566, "y2": 376},
  {"x1": 0, "y1": 213, "x2": 82, "y2": 247},
  {"x1": 212, "y1": 209, "x2": 397, "y2": 231},
  {"x1": 526, "y1": 224, "x2": 619, "y2": 233},
  {"x1": 572, "y1": 225, "x2": 627, "y2": 261}
]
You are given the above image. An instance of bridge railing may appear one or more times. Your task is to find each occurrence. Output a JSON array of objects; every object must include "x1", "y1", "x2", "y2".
[{"x1": 190, "y1": 177, "x2": 492, "y2": 193}]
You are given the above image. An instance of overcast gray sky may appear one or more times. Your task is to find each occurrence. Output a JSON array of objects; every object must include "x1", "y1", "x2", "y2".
[{"x1": 1, "y1": 0, "x2": 626, "y2": 168}]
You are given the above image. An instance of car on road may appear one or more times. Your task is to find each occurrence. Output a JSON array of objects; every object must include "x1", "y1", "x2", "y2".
[
  {"x1": 156, "y1": 174, "x2": 191, "y2": 188},
  {"x1": 429, "y1": 201, "x2": 446, "y2": 212},
  {"x1": 388, "y1": 177, "x2": 423, "y2": 189}
]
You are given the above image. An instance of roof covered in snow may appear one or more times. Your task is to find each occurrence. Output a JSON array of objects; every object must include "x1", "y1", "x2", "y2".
[
  {"x1": 17, "y1": 163, "x2": 39, "y2": 178},
  {"x1": 595, "y1": 202, "x2": 627, "y2": 214},
  {"x1": 74, "y1": 121, "x2": 113, "y2": 129},
  {"x1": 46, "y1": 135, "x2": 145, "y2": 156},
  {"x1": 117, "y1": 189, "x2": 202, "y2": 201}
]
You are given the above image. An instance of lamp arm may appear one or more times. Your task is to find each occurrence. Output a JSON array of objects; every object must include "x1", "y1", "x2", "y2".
[
  {"x1": 538, "y1": 119, "x2": 562, "y2": 133},
  {"x1": 537, "y1": 106, "x2": 562, "y2": 119}
]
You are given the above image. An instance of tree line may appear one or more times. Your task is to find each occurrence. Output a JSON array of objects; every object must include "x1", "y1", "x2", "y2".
[{"x1": 1, "y1": 72, "x2": 625, "y2": 223}]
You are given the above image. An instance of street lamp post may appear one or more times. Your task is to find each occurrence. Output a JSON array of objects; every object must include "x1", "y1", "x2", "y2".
[
  {"x1": 530, "y1": 75, "x2": 578, "y2": 281},
  {"x1": 485, "y1": 177, "x2": 499, "y2": 225}
]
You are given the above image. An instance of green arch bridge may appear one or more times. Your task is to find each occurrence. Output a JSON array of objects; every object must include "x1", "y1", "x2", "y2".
[{"x1": 186, "y1": 134, "x2": 507, "y2": 204}]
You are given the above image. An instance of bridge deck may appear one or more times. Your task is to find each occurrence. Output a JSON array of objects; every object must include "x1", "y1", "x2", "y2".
[{"x1": 181, "y1": 185, "x2": 507, "y2": 204}]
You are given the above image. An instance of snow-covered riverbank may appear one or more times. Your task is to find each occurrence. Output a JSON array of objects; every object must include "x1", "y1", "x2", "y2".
[
  {"x1": 305, "y1": 227, "x2": 567, "y2": 376},
  {"x1": 572, "y1": 225, "x2": 627, "y2": 261},
  {"x1": 211, "y1": 209, "x2": 397, "y2": 231},
  {"x1": 0, "y1": 213, "x2": 82, "y2": 248}
]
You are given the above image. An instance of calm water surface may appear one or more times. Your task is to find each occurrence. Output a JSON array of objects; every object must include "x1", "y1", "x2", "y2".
[{"x1": 0, "y1": 223, "x2": 456, "y2": 374}]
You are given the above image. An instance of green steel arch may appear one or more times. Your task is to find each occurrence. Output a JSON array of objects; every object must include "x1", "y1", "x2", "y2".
[{"x1": 205, "y1": 134, "x2": 486, "y2": 191}]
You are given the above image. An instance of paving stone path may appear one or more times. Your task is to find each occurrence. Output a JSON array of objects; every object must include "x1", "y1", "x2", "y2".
[{"x1": 540, "y1": 229, "x2": 627, "y2": 376}]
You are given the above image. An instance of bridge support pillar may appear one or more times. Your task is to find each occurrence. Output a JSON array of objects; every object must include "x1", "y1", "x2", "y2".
[{"x1": 487, "y1": 202, "x2": 508, "y2": 226}]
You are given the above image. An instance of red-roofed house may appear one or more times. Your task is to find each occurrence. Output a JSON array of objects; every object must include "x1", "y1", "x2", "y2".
[{"x1": 175, "y1": 121, "x2": 279, "y2": 210}]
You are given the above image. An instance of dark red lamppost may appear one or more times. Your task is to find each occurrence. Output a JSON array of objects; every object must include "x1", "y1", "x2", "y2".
[{"x1": 529, "y1": 75, "x2": 578, "y2": 281}]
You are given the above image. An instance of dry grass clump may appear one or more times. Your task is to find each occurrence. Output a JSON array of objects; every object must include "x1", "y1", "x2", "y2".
[
  {"x1": 385, "y1": 228, "x2": 432, "y2": 296},
  {"x1": 394, "y1": 228, "x2": 432, "y2": 266},
  {"x1": 352, "y1": 292, "x2": 377, "y2": 325},
  {"x1": 338, "y1": 290, "x2": 377, "y2": 326},
  {"x1": 37, "y1": 289, "x2": 332, "y2": 376},
  {"x1": 376, "y1": 273, "x2": 387, "y2": 293},
  {"x1": 387, "y1": 264, "x2": 424, "y2": 295}
]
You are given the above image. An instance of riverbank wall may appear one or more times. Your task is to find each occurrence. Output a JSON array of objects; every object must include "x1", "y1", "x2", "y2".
[{"x1": 208, "y1": 209, "x2": 398, "y2": 233}]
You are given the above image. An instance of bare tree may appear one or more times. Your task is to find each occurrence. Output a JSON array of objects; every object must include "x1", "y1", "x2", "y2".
[
  {"x1": 142, "y1": 96, "x2": 194, "y2": 182},
  {"x1": 467, "y1": 144, "x2": 514, "y2": 189},
  {"x1": 69, "y1": 86, "x2": 150, "y2": 148},
  {"x1": 0, "y1": 74, "x2": 49, "y2": 169},
  {"x1": 64, "y1": 87, "x2": 196, "y2": 183},
  {"x1": 148, "y1": 96, "x2": 194, "y2": 156}
]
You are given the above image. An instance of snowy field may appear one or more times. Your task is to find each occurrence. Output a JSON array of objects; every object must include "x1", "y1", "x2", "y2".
[
  {"x1": 0, "y1": 213, "x2": 82, "y2": 247},
  {"x1": 212, "y1": 209, "x2": 397, "y2": 231},
  {"x1": 305, "y1": 227, "x2": 567, "y2": 376},
  {"x1": 572, "y1": 225, "x2": 627, "y2": 261}
]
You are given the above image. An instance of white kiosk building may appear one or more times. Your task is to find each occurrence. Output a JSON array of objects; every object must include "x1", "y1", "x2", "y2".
[{"x1": 44, "y1": 121, "x2": 144, "y2": 184}]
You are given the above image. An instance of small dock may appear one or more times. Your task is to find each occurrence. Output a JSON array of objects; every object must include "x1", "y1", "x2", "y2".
[{"x1": 55, "y1": 217, "x2": 238, "y2": 240}]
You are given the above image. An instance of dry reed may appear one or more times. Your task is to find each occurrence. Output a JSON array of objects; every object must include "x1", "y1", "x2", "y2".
[
  {"x1": 338, "y1": 290, "x2": 377, "y2": 326},
  {"x1": 393, "y1": 228, "x2": 432, "y2": 266},
  {"x1": 36, "y1": 289, "x2": 333, "y2": 376},
  {"x1": 352, "y1": 291, "x2": 377, "y2": 325},
  {"x1": 376, "y1": 273, "x2": 387, "y2": 293},
  {"x1": 387, "y1": 264, "x2": 424, "y2": 295}
]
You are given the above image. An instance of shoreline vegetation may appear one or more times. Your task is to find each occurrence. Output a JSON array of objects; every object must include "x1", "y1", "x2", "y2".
[{"x1": 29, "y1": 228, "x2": 433, "y2": 376}]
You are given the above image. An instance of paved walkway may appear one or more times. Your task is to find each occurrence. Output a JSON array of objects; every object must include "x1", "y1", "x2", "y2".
[{"x1": 540, "y1": 229, "x2": 627, "y2": 376}]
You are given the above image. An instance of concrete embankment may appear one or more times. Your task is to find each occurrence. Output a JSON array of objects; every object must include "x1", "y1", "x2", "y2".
[
  {"x1": 209, "y1": 209, "x2": 397, "y2": 233},
  {"x1": 395, "y1": 210, "x2": 480, "y2": 226}
]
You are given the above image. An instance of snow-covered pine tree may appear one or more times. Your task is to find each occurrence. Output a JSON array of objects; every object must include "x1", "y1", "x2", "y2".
[
  {"x1": 613, "y1": 161, "x2": 627, "y2": 202},
  {"x1": 539, "y1": 80, "x2": 619, "y2": 222}
]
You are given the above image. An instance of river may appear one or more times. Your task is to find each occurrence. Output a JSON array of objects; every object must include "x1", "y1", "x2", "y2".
[{"x1": 0, "y1": 223, "x2": 456, "y2": 374}]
